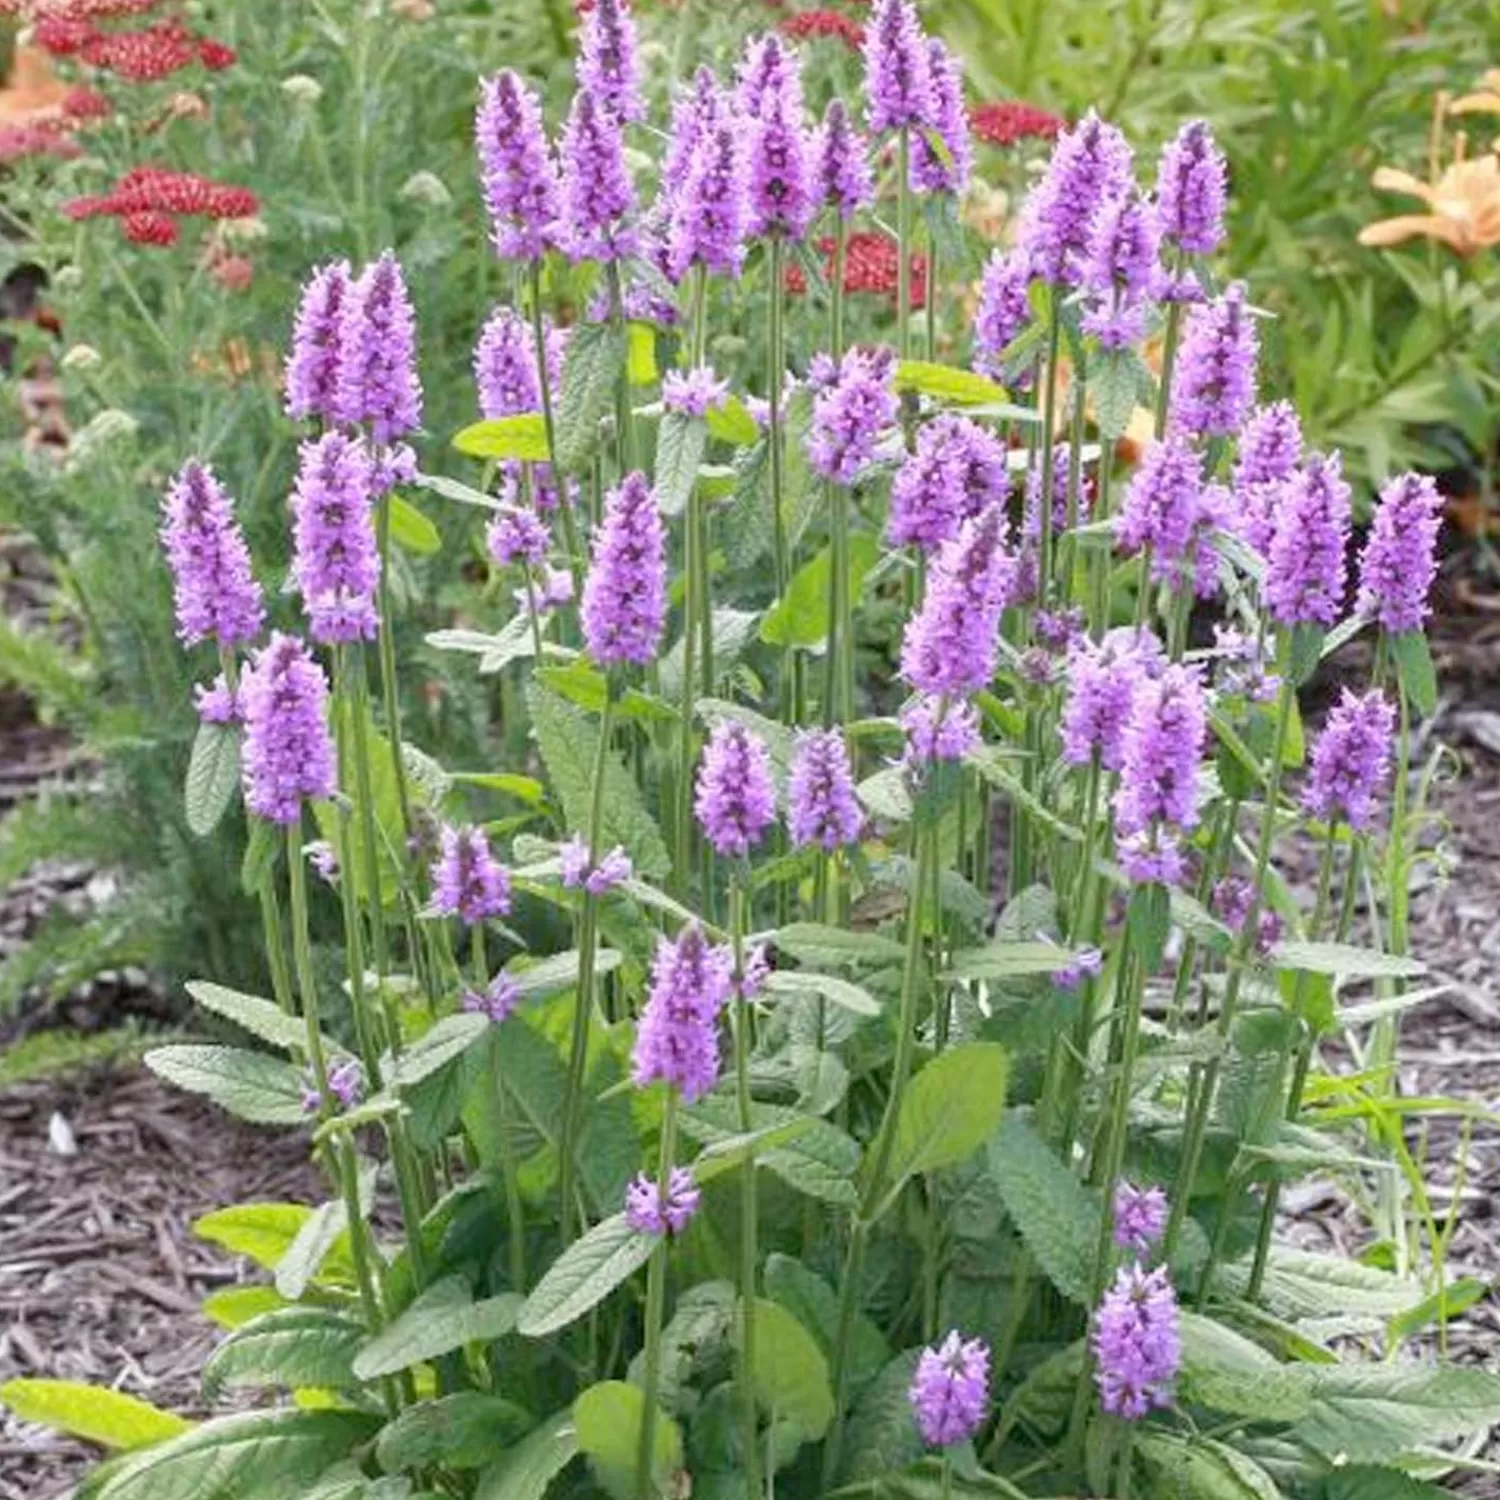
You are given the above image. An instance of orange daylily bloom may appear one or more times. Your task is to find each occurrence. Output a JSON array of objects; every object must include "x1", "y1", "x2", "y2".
[{"x1": 1358, "y1": 147, "x2": 1500, "y2": 257}]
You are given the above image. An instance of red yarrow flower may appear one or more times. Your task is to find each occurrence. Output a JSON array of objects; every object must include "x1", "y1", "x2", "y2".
[
  {"x1": 969, "y1": 100, "x2": 1066, "y2": 149},
  {"x1": 779, "y1": 9, "x2": 864, "y2": 49},
  {"x1": 0, "y1": 121, "x2": 83, "y2": 164},
  {"x1": 66, "y1": 167, "x2": 259, "y2": 224},
  {"x1": 62, "y1": 86, "x2": 114, "y2": 120},
  {"x1": 785, "y1": 230, "x2": 928, "y2": 309},
  {"x1": 122, "y1": 210, "x2": 178, "y2": 245}
]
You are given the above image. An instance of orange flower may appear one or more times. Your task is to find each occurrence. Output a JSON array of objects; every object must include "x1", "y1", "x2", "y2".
[
  {"x1": 1449, "y1": 68, "x2": 1500, "y2": 119},
  {"x1": 1358, "y1": 139, "x2": 1500, "y2": 257}
]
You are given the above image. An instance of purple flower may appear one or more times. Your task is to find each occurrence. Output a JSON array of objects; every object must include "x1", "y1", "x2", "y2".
[
  {"x1": 788, "y1": 727, "x2": 862, "y2": 851},
  {"x1": 474, "y1": 305, "x2": 559, "y2": 419},
  {"x1": 738, "y1": 944, "x2": 771, "y2": 1001},
  {"x1": 1036, "y1": 607, "x2": 1084, "y2": 653},
  {"x1": 290, "y1": 432, "x2": 380, "y2": 645},
  {"x1": 1114, "y1": 435, "x2": 1202, "y2": 577},
  {"x1": 742, "y1": 39, "x2": 814, "y2": 241},
  {"x1": 558, "y1": 90, "x2": 638, "y2": 264},
  {"x1": 337, "y1": 253, "x2": 422, "y2": 445},
  {"x1": 738, "y1": 31, "x2": 804, "y2": 121},
  {"x1": 285, "y1": 261, "x2": 351, "y2": 424},
  {"x1": 1171, "y1": 282, "x2": 1258, "y2": 441},
  {"x1": 974, "y1": 247, "x2": 1033, "y2": 379},
  {"x1": 463, "y1": 973, "x2": 522, "y2": 1024},
  {"x1": 662, "y1": 66, "x2": 723, "y2": 207},
  {"x1": 625, "y1": 1166, "x2": 701, "y2": 1236},
  {"x1": 815, "y1": 97, "x2": 873, "y2": 219},
  {"x1": 307, "y1": 840, "x2": 339, "y2": 885},
  {"x1": 1093, "y1": 1263, "x2": 1181, "y2": 1419},
  {"x1": 160, "y1": 460, "x2": 264, "y2": 648},
  {"x1": 1357, "y1": 472, "x2": 1442, "y2": 634},
  {"x1": 1303, "y1": 687, "x2": 1394, "y2": 832},
  {"x1": 303, "y1": 1057, "x2": 363, "y2": 1115},
  {"x1": 239, "y1": 633, "x2": 337, "y2": 825},
  {"x1": 901, "y1": 693, "x2": 981, "y2": 766},
  {"x1": 1212, "y1": 876, "x2": 1282, "y2": 954},
  {"x1": 667, "y1": 120, "x2": 748, "y2": 280},
  {"x1": 632, "y1": 923, "x2": 734, "y2": 1101},
  {"x1": 1118, "y1": 832, "x2": 1187, "y2": 887},
  {"x1": 888, "y1": 414, "x2": 1010, "y2": 551},
  {"x1": 487, "y1": 509, "x2": 550, "y2": 569},
  {"x1": 1114, "y1": 663, "x2": 1206, "y2": 840},
  {"x1": 1081, "y1": 189, "x2": 1161, "y2": 350},
  {"x1": 1234, "y1": 400, "x2": 1303, "y2": 555},
  {"x1": 476, "y1": 71, "x2": 560, "y2": 260},
  {"x1": 909, "y1": 1331, "x2": 990, "y2": 1448},
  {"x1": 909, "y1": 39, "x2": 971, "y2": 195},
  {"x1": 695, "y1": 721, "x2": 777, "y2": 859},
  {"x1": 663, "y1": 365, "x2": 730, "y2": 418},
  {"x1": 1265, "y1": 451, "x2": 1351, "y2": 628},
  {"x1": 431, "y1": 825, "x2": 513, "y2": 924},
  {"x1": 1019, "y1": 110, "x2": 1133, "y2": 287},
  {"x1": 1155, "y1": 119, "x2": 1227, "y2": 258},
  {"x1": 581, "y1": 472, "x2": 668, "y2": 666},
  {"x1": 1052, "y1": 946, "x2": 1103, "y2": 991},
  {"x1": 1113, "y1": 1182, "x2": 1169, "y2": 1253},
  {"x1": 863, "y1": 0, "x2": 931, "y2": 134},
  {"x1": 806, "y1": 345, "x2": 899, "y2": 484},
  {"x1": 577, "y1": 0, "x2": 643, "y2": 123},
  {"x1": 194, "y1": 674, "x2": 241, "y2": 726},
  {"x1": 1060, "y1": 627, "x2": 1162, "y2": 771},
  {"x1": 901, "y1": 506, "x2": 1016, "y2": 696},
  {"x1": 559, "y1": 835, "x2": 633, "y2": 895},
  {"x1": 1025, "y1": 442, "x2": 1094, "y2": 542}
]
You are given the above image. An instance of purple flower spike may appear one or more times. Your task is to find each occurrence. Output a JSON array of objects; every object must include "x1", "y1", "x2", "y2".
[
  {"x1": 560, "y1": 835, "x2": 633, "y2": 895},
  {"x1": 738, "y1": 32, "x2": 804, "y2": 122},
  {"x1": 431, "y1": 825, "x2": 513, "y2": 925},
  {"x1": 1115, "y1": 435, "x2": 1203, "y2": 578},
  {"x1": 1113, "y1": 1182, "x2": 1169, "y2": 1253},
  {"x1": 161, "y1": 459, "x2": 264, "y2": 648},
  {"x1": 863, "y1": 0, "x2": 932, "y2": 134},
  {"x1": 788, "y1": 727, "x2": 863, "y2": 851},
  {"x1": 1060, "y1": 627, "x2": 1162, "y2": 772},
  {"x1": 888, "y1": 414, "x2": 1009, "y2": 552},
  {"x1": 1114, "y1": 662, "x2": 1207, "y2": 842},
  {"x1": 577, "y1": 0, "x2": 643, "y2": 123},
  {"x1": 285, "y1": 261, "x2": 352, "y2": 423},
  {"x1": 1053, "y1": 946, "x2": 1103, "y2": 991},
  {"x1": 695, "y1": 721, "x2": 778, "y2": 859},
  {"x1": 1093, "y1": 1263, "x2": 1181, "y2": 1419},
  {"x1": 558, "y1": 90, "x2": 638, "y2": 264},
  {"x1": 901, "y1": 505, "x2": 1016, "y2": 696},
  {"x1": 909, "y1": 39, "x2": 971, "y2": 195},
  {"x1": 816, "y1": 98, "x2": 874, "y2": 219},
  {"x1": 240, "y1": 634, "x2": 337, "y2": 825},
  {"x1": 743, "y1": 40, "x2": 814, "y2": 242},
  {"x1": 663, "y1": 66, "x2": 723, "y2": 207},
  {"x1": 901, "y1": 694, "x2": 981, "y2": 766},
  {"x1": 632, "y1": 923, "x2": 734, "y2": 1101},
  {"x1": 303, "y1": 1057, "x2": 363, "y2": 1115},
  {"x1": 290, "y1": 432, "x2": 380, "y2": 645},
  {"x1": 487, "y1": 509, "x2": 550, "y2": 568},
  {"x1": 463, "y1": 973, "x2": 522, "y2": 1025},
  {"x1": 1234, "y1": 400, "x2": 1303, "y2": 556},
  {"x1": 1155, "y1": 119, "x2": 1227, "y2": 258},
  {"x1": 476, "y1": 71, "x2": 560, "y2": 261},
  {"x1": 663, "y1": 365, "x2": 731, "y2": 419},
  {"x1": 626, "y1": 1166, "x2": 701, "y2": 1236},
  {"x1": 667, "y1": 120, "x2": 749, "y2": 280},
  {"x1": 974, "y1": 247, "x2": 1034, "y2": 379},
  {"x1": 1171, "y1": 282, "x2": 1258, "y2": 440},
  {"x1": 1024, "y1": 442, "x2": 1094, "y2": 543},
  {"x1": 806, "y1": 345, "x2": 898, "y2": 484},
  {"x1": 909, "y1": 1330, "x2": 990, "y2": 1448},
  {"x1": 194, "y1": 674, "x2": 241, "y2": 726},
  {"x1": 1265, "y1": 451, "x2": 1351, "y2": 628},
  {"x1": 1303, "y1": 687, "x2": 1395, "y2": 832},
  {"x1": 1082, "y1": 188, "x2": 1161, "y2": 350},
  {"x1": 1019, "y1": 110, "x2": 1134, "y2": 287},
  {"x1": 1357, "y1": 472, "x2": 1443, "y2": 634},
  {"x1": 474, "y1": 305, "x2": 561, "y2": 420},
  {"x1": 582, "y1": 472, "x2": 668, "y2": 667},
  {"x1": 337, "y1": 252, "x2": 422, "y2": 444}
]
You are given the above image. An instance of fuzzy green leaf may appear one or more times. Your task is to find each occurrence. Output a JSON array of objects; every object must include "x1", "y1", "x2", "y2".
[
  {"x1": 762, "y1": 969, "x2": 881, "y2": 1017},
  {"x1": 554, "y1": 323, "x2": 626, "y2": 473},
  {"x1": 518, "y1": 1215, "x2": 655, "y2": 1338},
  {"x1": 185, "y1": 981, "x2": 324, "y2": 1057},
  {"x1": 202, "y1": 1308, "x2": 365, "y2": 1398},
  {"x1": 193, "y1": 1203, "x2": 312, "y2": 1271},
  {"x1": 1267, "y1": 942, "x2": 1424, "y2": 980},
  {"x1": 145, "y1": 1045, "x2": 307, "y2": 1125},
  {"x1": 894, "y1": 361, "x2": 1008, "y2": 407},
  {"x1": 653, "y1": 412, "x2": 708, "y2": 519},
  {"x1": 354, "y1": 1276, "x2": 521, "y2": 1380},
  {"x1": 704, "y1": 395, "x2": 759, "y2": 447},
  {"x1": 760, "y1": 535, "x2": 879, "y2": 650},
  {"x1": 772, "y1": 923, "x2": 906, "y2": 969},
  {"x1": 0, "y1": 1380, "x2": 191, "y2": 1450},
  {"x1": 1295, "y1": 1366, "x2": 1500, "y2": 1464},
  {"x1": 886, "y1": 1043, "x2": 1009, "y2": 1191},
  {"x1": 573, "y1": 1381, "x2": 682, "y2": 1500},
  {"x1": 185, "y1": 722, "x2": 240, "y2": 838},
  {"x1": 376, "y1": 1394, "x2": 532, "y2": 1474},
  {"x1": 743, "y1": 1298, "x2": 835, "y2": 1441},
  {"x1": 473, "y1": 1408, "x2": 579, "y2": 1500},
  {"x1": 1391, "y1": 631, "x2": 1437, "y2": 718},
  {"x1": 1134, "y1": 1431, "x2": 1284, "y2": 1500},
  {"x1": 453, "y1": 414, "x2": 550, "y2": 463},
  {"x1": 391, "y1": 1013, "x2": 491, "y2": 1088}
]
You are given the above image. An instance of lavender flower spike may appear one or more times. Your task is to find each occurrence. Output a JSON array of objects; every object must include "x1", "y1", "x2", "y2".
[
  {"x1": 1171, "y1": 281, "x2": 1258, "y2": 440},
  {"x1": 431, "y1": 825, "x2": 513, "y2": 924},
  {"x1": 743, "y1": 39, "x2": 815, "y2": 242},
  {"x1": 1113, "y1": 1182, "x2": 1169, "y2": 1253},
  {"x1": 974, "y1": 247, "x2": 1033, "y2": 379},
  {"x1": 161, "y1": 459, "x2": 264, "y2": 648},
  {"x1": 581, "y1": 472, "x2": 668, "y2": 666},
  {"x1": 663, "y1": 365, "x2": 731, "y2": 419},
  {"x1": 338, "y1": 252, "x2": 423, "y2": 444},
  {"x1": 806, "y1": 345, "x2": 898, "y2": 484},
  {"x1": 625, "y1": 1166, "x2": 701, "y2": 1236},
  {"x1": 239, "y1": 634, "x2": 337, "y2": 825},
  {"x1": 285, "y1": 261, "x2": 351, "y2": 423},
  {"x1": 632, "y1": 923, "x2": 734, "y2": 1101},
  {"x1": 290, "y1": 432, "x2": 380, "y2": 645},
  {"x1": 557, "y1": 90, "x2": 638, "y2": 264},
  {"x1": 1155, "y1": 119, "x2": 1227, "y2": 258},
  {"x1": 476, "y1": 71, "x2": 560, "y2": 261},
  {"x1": 888, "y1": 413, "x2": 1010, "y2": 552},
  {"x1": 863, "y1": 0, "x2": 932, "y2": 134},
  {"x1": 1265, "y1": 451, "x2": 1351, "y2": 628},
  {"x1": 1093, "y1": 1263, "x2": 1181, "y2": 1419},
  {"x1": 1115, "y1": 435, "x2": 1202, "y2": 578},
  {"x1": 909, "y1": 38, "x2": 971, "y2": 195},
  {"x1": 662, "y1": 66, "x2": 723, "y2": 208},
  {"x1": 1234, "y1": 400, "x2": 1303, "y2": 556},
  {"x1": 1357, "y1": 471, "x2": 1443, "y2": 634},
  {"x1": 695, "y1": 721, "x2": 778, "y2": 859},
  {"x1": 1081, "y1": 188, "x2": 1161, "y2": 350},
  {"x1": 667, "y1": 120, "x2": 748, "y2": 279},
  {"x1": 909, "y1": 1331, "x2": 990, "y2": 1448},
  {"x1": 1060, "y1": 627, "x2": 1163, "y2": 773},
  {"x1": 816, "y1": 97, "x2": 874, "y2": 219},
  {"x1": 1114, "y1": 662, "x2": 1207, "y2": 842},
  {"x1": 1303, "y1": 687, "x2": 1395, "y2": 832},
  {"x1": 788, "y1": 728, "x2": 863, "y2": 851},
  {"x1": 474, "y1": 304, "x2": 555, "y2": 419},
  {"x1": 577, "y1": 0, "x2": 643, "y2": 123},
  {"x1": 1019, "y1": 110, "x2": 1134, "y2": 287}
]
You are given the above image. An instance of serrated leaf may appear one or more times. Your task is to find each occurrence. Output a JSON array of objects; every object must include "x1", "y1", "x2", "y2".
[
  {"x1": 1322, "y1": 1467, "x2": 1450, "y2": 1500},
  {"x1": 763, "y1": 1255, "x2": 889, "y2": 1396},
  {"x1": 240, "y1": 818, "x2": 278, "y2": 895},
  {"x1": 185, "y1": 981, "x2": 321, "y2": 1056},
  {"x1": 1294, "y1": 1366, "x2": 1500, "y2": 1464},
  {"x1": 555, "y1": 323, "x2": 626, "y2": 473},
  {"x1": 887, "y1": 1043, "x2": 1009, "y2": 1191},
  {"x1": 391, "y1": 1013, "x2": 491, "y2": 1088},
  {"x1": 836, "y1": 1352, "x2": 924, "y2": 1484},
  {"x1": 760, "y1": 535, "x2": 879, "y2": 650},
  {"x1": 517, "y1": 1215, "x2": 655, "y2": 1338},
  {"x1": 473, "y1": 1408, "x2": 579, "y2": 1500},
  {"x1": 0, "y1": 1379, "x2": 191, "y2": 1450},
  {"x1": 743, "y1": 1298, "x2": 835, "y2": 1441},
  {"x1": 1092, "y1": 348, "x2": 1141, "y2": 440},
  {"x1": 857, "y1": 766, "x2": 913, "y2": 823},
  {"x1": 1216, "y1": 1248, "x2": 1424, "y2": 1321},
  {"x1": 353, "y1": 1276, "x2": 521, "y2": 1380},
  {"x1": 573, "y1": 1381, "x2": 682, "y2": 1500},
  {"x1": 704, "y1": 395, "x2": 759, "y2": 447},
  {"x1": 203, "y1": 1307, "x2": 365, "y2": 1397},
  {"x1": 1267, "y1": 942, "x2": 1424, "y2": 980},
  {"x1": 772, "y1": 923, "x2": 906, "y2": 969},
  {"x1": 194, "y1": 1203, "x2": 312, "y2": 1270},
  {"x1": 453, "y1": 414, "x2": 550, "y2": 462},
  {"x1": 387, "y1": 494, "x2": 441, "y2": 555},
  {"x1": 680, "y1": 1095, "x2": 860, "y2": 1207},
  {"x1": 1177, "y1": 1313, "x2": 1314, "y2": 1422},
  {"x1": 947, "y1": 941, "x2": 1070, "y2": 983},
  {"x1": 763, "y1": 969, "x2": 880, "y2": 1017},
  {"x1": 201, "y1": 1286, "x2": 290, "y2": 1331},
  {"x1": 527, "y1": 683, "x2": 670, "y2": 879},
  {"x1": 185, "y1": 722, "x2": 240, "y2": 838},
  {"x1": 652, "y1": 411, "x2": 708, "y2": 519},
  {"x1": 376, "y1": 1394, "x2": 532, "y2": 1474},
  {"x1": 414, "y1": 470, "x2": 502, "y2": 511},
  {"x1": 1128, "y1": 881, "x2": 1171, "y2": 971},
  {"x1": 274, "y1": 1173, "x2": 369, "y2": 1301},
  {"x1": 895, "y1": 361, "x2": 1008, "y2": 407},
  {"x1": 145, "y1": 1045, "x2": 307, "y2": 1126},
  {"x1": 1287, "y1": 624, "x2": 1326, "y2": 688},
  {"x1": 1391, "y1": 631, "x2": 1437, "y2": 718},
  {"x1": 1135, "y1": 1431, "x2": 1284, "y2": 1500}
]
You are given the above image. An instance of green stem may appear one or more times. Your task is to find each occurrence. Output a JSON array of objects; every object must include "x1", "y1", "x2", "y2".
[
  {"x1": 831, "y1": 213, "x2": 848, "y2": 361},
  {"x1": 530, "y1": 259, "x2": 584, "y2": 613},
  {"x1": 606, "y1": 261, "x2": 635, "y2": 475},
  {"x1": 1036, "y1": 306, "x2": 1063, "y2": 602},
  {"x1": 768, "y1": 236, "x2": 791, "y2": 718},
  {"x1": 474, "y1": 932, "x2": 526, "y2": 1293},
  {"x1": 634, "y1": 1092, "x2": 680, "y2": 1500},
  {"x1": 348, "y1": 649, "x2": 391, "y2": 986},
  {"x1": 675, "y1": 483, "x2": 701, "y2": 899},
  {"x1": 1153, "y1": 259, "x2": 1186, "y2": 441},
  {"x1": 374, "y1": 496, "x2": 416, "y2": 860},
  {"x1": 896, "y1": 129, "x2": 912, "y2": 362}
]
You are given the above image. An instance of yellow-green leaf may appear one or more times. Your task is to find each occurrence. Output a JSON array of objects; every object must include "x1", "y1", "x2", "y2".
[
  {"x1": 0, "y1": 1379, "x2": 191, "y2": 1450},
  {"x1": 193, "y1": 1202, "x2": 312, "y2": 1271},
  {"x1": 453, "y1": 414, "x2": 550, "y2": 462},
  {"x1": 387, "y1": 494, "x2": 441, "y2": 556}
]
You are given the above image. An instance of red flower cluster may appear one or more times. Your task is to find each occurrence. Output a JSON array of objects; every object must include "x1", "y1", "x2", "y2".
[
  {"x1": 62, "y1": 85, "x2": 114, "y2": 119},
  {"x1": 0, "y1": 120, "x2": 83, "y2": 165},
  {"x1": 33, "y1": 13, "x2": 235, "y2": 80},
  {"x1": 64, "y1": 167, "x2": 259, "y2": 247},
  {"x1": 969, "y1": 100, "x2": 1066, "y2": 149},
  {"x1": 779, "y1": 9, "x2": 864, "y2": 48},
  {"x1": 0, "y1": 0, "x2": 163, "y2": 15},
  {"x1": 785, "y1": 231, "x2": 928, "y2": 309}
]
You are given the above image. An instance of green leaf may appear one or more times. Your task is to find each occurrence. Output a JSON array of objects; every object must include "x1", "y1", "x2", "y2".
[
  {"x1": 414, "y1": 470, "x2": 502, "y2": 511},
  {"x1": 763, "y1": 969, "x2": 880, "y2": 1017},
  {"x1": 652, "y1": 411, "x2": 708, "y2": 519},
  {"x1": 144, "y1": 1045, "x2": 307, "y2": 1126},
  {"x1": 275, "y1": 1193, "x2": 355, "y2": 1300},
  {"x1": 1177, "y1": 1313, "x2": 1314, "y2": 1422},
  {"x1": 240, "y1": 818, "x2": 279, "y2": 895},
  {"x1": 947, "y1": 941, "x2": 1071, "y2": 983},
  {"x1": 376, "y1": 1394, "x2": 533, "y2": 1474},
  {"x1": 201, "y1": 1286, "x2": 290, "y2": 1331},
  {"x1": 453, "y1": 414, "x2": 550, "y2": 463},
  {"x1": 391, "y1": 1013, "x2": 491, "y2": 1088},
  {"x1": 680, "y1": 1096, "x2": 861, "y2": 1207},
  {"x1": 1322, "y1": 1467, "x2": 1451, "y2": 1500},
  {"x1": 353, "y1": 1276, "x2": 521, "y2": 1380},
  {"x1": 312, "y1": 706, "x2": 406, "y2": 908},
  {"x1": 474, "y1": 1408, "x2": 579, "y2": 1500},
  {"x1": 704, "y1": 395, "x2": 759, "y2": 447},
  {"x1": 0, "y1": 1379, "x2": 192, "y2": 1450},
  {"x1": 185, "y1": 723, "x2": 240, "y2": 839},
  {"x1": 527, "y1": 682, "x2": 670, "y2": 879},
  {"x1": 1287, "y1": 624, "x2": 1326, "y2": 688},
  {"x1": 1267, "y1": 942, "x2": 1424, "y2": 980},
  {"x1": 90, "y1": 1410, "x2": 377, "y2": 1500},
  {"x1": 1294, "y1": 1366, "x2": 1500, "y2": 1464},
  {"x1": 509, "y1": 947, "x2": 624, "y2": 1001},
  {"x1": 1386, "y1": 1276, "x2": 1490, "y2": 1344},
  {"x1": 985, "y1": 1111, "x2": 1098, "y2": 1304},
  {"x1": 761, "y1": 535, "x2": 879, "y2": 649},
  {"x1": 1128, "y1": 882, "x2": 1171, "y2": 972},
  {"x1": 835, "y1": 1352, "x2": 924, "y2": 1484},
  {"x1": 387, "y1": 494, "x2": 441, "y2": 556},
  {"x1": 1134, "y1": 1431, "x2": 1284, "y2": 1500},
  {"x1": 743, "y1": 1298, "x2": 835, "y2": 1442},
  {"x1": 1391, "y1": 631, "x2": 1437, "y2": 718},
  {"x1": 517, "y1": 1215, "x2": 655, "y2": 1338},
  {"x1": 762, "y1": 1255, "x2": 889, "y2": 1396},
  {"x1": 895, "y1": 361, "x2": 1008, "y2": 407},
  {"x1": 627, "y1": 321, "x2": 658, "y2": 386},
  {"x1": 1216, "y1": 1247, "x2": 1423, "y2": 1321},
  {"x1": 185, "y1": 981, "x2": 319, "y2": 1056},
  {"x1": 1092, "y1": 348, "x2": 1141, "y2": 440},
  {"x1": 555, "y1": 322, "x2": 627, "y2": 473},
  {"x1": 573, "y1": 1381, "x2": 682, "y2": 1500},
  {"x1": 203, "y1": 1307, "x2": 365, "y2": 1397},
  {"x1": 193, "y1": 1203, "x2": 312, "y2": 1271},
  {"x1": 886, "y1": 1043, "x2": 1009, "y2": 1192},
  {"x1": 773, "y1": 923, "x2": 905, "y2": 969}
]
